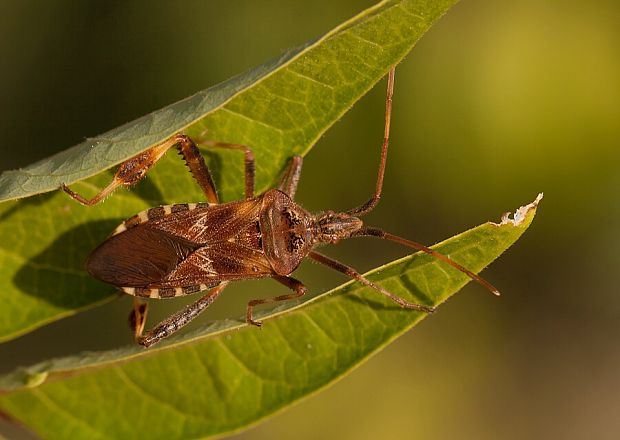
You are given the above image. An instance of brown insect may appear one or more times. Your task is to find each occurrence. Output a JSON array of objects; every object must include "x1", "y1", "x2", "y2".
[{"x1": 62, "y1": 67, "x2": 499, "y2": 347}]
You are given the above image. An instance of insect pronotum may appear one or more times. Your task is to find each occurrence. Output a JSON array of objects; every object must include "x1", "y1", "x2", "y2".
[{"x1": 62, "y1": 67, "x2": 499, "y2": 347}]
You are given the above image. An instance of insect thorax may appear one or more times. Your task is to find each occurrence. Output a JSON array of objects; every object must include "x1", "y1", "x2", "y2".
[{"x1": 259, "y1": 189, "x2": 315, "y2": 275}]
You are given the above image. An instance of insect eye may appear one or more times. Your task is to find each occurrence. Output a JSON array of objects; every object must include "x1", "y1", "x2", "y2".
[
  {"x1": 283, "y1": 208, "x2": 301, "y2": 227},
  {"x1": 287, "y1": 232, "x2": 305, "y2": 251}
]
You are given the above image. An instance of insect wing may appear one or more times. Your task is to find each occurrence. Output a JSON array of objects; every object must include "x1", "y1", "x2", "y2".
[
  {"x1": 157, "y1": 242, "x2": 273, "y2": 288},
  {"x1": 86, "y1": 225, "x2": 199, "y2": 287},
  {"x1": 149, "y1": 199, "x2": 263, "y2": 244}
]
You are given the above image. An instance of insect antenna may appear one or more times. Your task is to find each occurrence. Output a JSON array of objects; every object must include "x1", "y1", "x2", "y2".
[{"x1": 351, "y1": 227, "x2": 501, "y2": 296}]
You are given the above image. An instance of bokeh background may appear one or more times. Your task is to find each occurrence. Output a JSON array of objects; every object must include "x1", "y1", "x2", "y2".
[{"x1": 0, "y1": 0, "x2": 618, "y2": 439}]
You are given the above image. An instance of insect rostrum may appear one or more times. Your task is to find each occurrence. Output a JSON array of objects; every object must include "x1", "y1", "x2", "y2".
[{"x1": 62, "y1": 67, "x2": 499, "y2": 348}]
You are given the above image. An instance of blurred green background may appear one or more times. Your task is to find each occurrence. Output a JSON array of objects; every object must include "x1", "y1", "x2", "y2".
[{"x1": 0, "y1": 0, "x2": 618, "y2": 439}]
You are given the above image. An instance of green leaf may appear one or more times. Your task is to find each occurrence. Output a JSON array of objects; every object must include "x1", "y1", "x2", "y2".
[
  {"x1": 0, "y1": 0, "x2": 460, "y2": 342},
  {"x1": 0, "y1": 0, "x2": 457, "y2": 203},
  {"x1": 0, "y1": 195, "x2": 542, "y2": 439}
]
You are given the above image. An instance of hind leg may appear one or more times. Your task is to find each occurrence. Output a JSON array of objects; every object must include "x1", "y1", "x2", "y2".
[
  {"x1": 62, "y1": 134, "x2": 220, "y2": 205},
  {"x1": 129, "y1": 283, "x2": 229, "y2": 348}
]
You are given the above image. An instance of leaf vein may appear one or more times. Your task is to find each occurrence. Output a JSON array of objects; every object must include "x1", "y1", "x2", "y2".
[
  {"x1": 113, "y1": 368, "x2": 202, "y2": 424},
  {"x1": 216, "y1": 339, "x2": 262, "y2": 379},
  {"x1": 31, "y1": 387, "x2": 107, "y2": 439},
  {"x1": 220, "y1": 107, "x2": 285, "y2": 134},
  {"x1": 286, "y1": 69, "x2": 335, "y2": 90}
]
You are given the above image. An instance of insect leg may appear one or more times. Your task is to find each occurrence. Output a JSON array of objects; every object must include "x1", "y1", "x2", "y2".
[
  {"x1": 278, "y1": 155, "x2": 303, "y2": 199},
  {"x1": 347, "y1": 67, "x2": 395, "y2": 217},
  {"x1": 195, "y1": 140, "x2": 256, "y2": 200},
  {"x1": 136, "y1": 282, "x2": 228, "y2": 348},
  {"x1": 128, "y1": 298, "x2": 149, "y2": 341},
  {"x1": 351, "y1": 227, "x2": 501, "y2": 296},
  {"x1": 175, "y1": 135, "x2": 219, "y2": 204},
  {"x1": 308, "y1": 251, "x2": 435, "y2": 313},
  {"x1": 61, "y1": 136, "x2": 178, "y2": 206},
  {"x1": 61, "y1": 134, "x2": 220, "y2": 205},
  {"x1": 246, "y1": 275, "x2": 307, "y2": 327}
]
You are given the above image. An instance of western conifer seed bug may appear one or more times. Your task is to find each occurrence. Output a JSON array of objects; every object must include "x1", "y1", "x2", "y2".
[{"x1": 62, "y1": 67, "x2": 499, "y2": 347}]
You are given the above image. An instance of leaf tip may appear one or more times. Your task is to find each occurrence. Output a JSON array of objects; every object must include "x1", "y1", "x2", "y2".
[{"x1": 495, "y1": 193, "x2": 543, "y2": 227}]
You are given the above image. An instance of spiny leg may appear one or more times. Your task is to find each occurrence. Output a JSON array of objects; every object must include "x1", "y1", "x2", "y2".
[
  {"x1": 246, "y1": 275, "x2": 307, "y2": 327},
  {"x1": 135, "y1": 282, "x2": 228, "y2": 348},
  {"x1": 309, "y1": 251, "x2": 435, "y2": 313},
  {"x1": 61, "y1": 134, "x2": 220, "y2": 205},
  {"x1": 175, "y1": 135, "x2": 219, "y2": 203},
  {"x1": 194, "y1": 140, "x2": 256, "y2": 200},
  {"x1": 347, "y1": 66, "x2": 395, "y2": 217},
  {"x1": 61, "y1": 137, "x2": 176, "y2": 206},
  {"x1": 278, "y1": 155, "x2": 303, "y2": 199}
]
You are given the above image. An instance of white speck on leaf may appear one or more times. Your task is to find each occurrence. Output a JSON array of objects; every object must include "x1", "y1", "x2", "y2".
[{"x1": 495, "y1": 193, "x2": 543, "y2": 226}]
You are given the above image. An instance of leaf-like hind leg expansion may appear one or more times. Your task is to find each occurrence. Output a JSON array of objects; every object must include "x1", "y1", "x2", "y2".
[
  {"x1": 194, "y1": 140, "x2": 256, "y2": 200},
  {"x1": 61, "y1": 134, "x2": 220, "y2": 205},
  {"x1": 246, "y1": 275, "x2": 307, "y2": 327},
  {"x1": 136, "y1": 282, "x2": 228, "y2": 348},
  {"x1": 309, "y1": 251, "x2": 435, "y2": 313},
  {"x1": 278, "y1": 155, "x2": 303, "y2": 199}
]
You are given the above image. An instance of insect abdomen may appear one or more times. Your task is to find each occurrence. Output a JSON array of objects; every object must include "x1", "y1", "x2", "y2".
[{"x1": 121, "y1": 284, "x2": 217, "y2": 299}]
